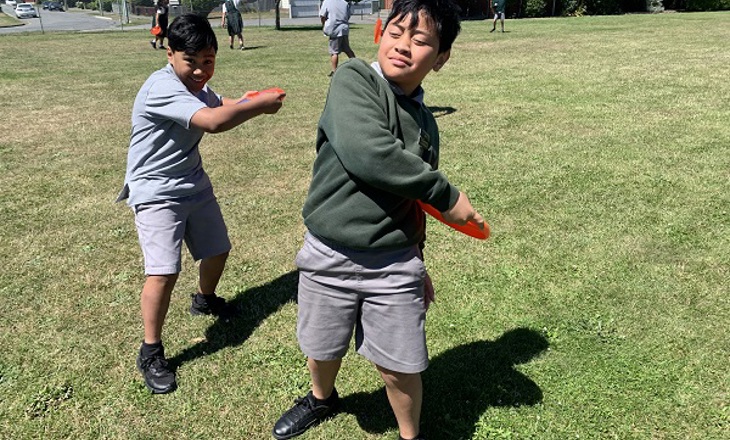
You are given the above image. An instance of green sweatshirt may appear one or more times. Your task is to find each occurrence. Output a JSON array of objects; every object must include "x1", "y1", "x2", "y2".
[{"x1": 302, "y1": 59, "x2": 460, "y2": 250}]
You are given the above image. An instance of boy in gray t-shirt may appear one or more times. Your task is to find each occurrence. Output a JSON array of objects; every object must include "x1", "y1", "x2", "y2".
[
  {"x1": 319, "y1": 0, "x2": 356, "y2": 75},
  {"x1": 117, "y1": 14, "x2": 285, "y2": 394}
]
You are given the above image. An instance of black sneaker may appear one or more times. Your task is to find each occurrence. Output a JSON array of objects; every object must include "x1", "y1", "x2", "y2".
[
  {"x1": 150, "y1": 40, "x2": 156, "y2": 49},
  {"x1": 272, "y1": 389, "x2": 339, "y2": 439},
  {"x1": 190, "y1": 293, "x2": 237, "y2": 318},
  {"x1": 136, "y1": 353, "x2": 176, "y2": 394}
]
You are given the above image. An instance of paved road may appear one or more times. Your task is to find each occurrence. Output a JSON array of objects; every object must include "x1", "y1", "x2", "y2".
[
  {"x1": 0, "y1": 5, "x2": 378, "y2": 35},
  {"x1": 0, "y1": 4, "x2": 120, "y2": 34}
]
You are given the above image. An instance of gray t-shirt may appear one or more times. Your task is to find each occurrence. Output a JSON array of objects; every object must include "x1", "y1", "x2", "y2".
[
  {"x1": 117, "y1": 64, "x2": 222, "y2": 206},
  {"x1": 319, "y1": 0, "x2": 351, "y2": 38}
]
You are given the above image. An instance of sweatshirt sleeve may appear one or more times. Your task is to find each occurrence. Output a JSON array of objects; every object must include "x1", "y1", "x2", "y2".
[{"x1": 320, "y1": 61, "x2": 458, "y2": 210}]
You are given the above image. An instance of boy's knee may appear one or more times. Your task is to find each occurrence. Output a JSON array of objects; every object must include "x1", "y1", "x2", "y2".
[
  {"x1": 146, "y1": 273, "x2": 179, "y2": 285},
  {"x1": 377, "y1": 366, "x2": 420, "y2": 387},
  {"x1": 207, "y1": 251, "x2": 229, "y2": 262}
]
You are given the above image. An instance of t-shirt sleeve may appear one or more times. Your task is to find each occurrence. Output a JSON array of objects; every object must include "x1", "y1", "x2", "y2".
[{"x1": 144, "y1": 78, "x2": 208, "y2": 129}]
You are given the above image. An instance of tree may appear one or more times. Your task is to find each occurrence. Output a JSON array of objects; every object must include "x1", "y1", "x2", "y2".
[
  {"x1": 275, "y1": 0, "x2": 281, "y2": 30},
  {"x1": 188, "y1": 0, "x2": 221, "y2": 17}
]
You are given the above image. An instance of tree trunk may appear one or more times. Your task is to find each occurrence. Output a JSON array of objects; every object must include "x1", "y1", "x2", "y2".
[{"x1": 275, "y1": 0, "x2": 281, "y2": 30}]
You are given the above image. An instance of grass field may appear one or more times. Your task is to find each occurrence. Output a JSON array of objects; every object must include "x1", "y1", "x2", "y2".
[{"x1": 0, "y1": 11, "x2": 728, "y2": 440}]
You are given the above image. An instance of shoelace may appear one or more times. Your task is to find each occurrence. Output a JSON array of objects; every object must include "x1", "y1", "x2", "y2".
[
  {"x1": 141, "y1": 356, "x2": 169, "y2": 372},
  {"x1": 290, "y1": 395, "x2": 315, "y2": 415}
]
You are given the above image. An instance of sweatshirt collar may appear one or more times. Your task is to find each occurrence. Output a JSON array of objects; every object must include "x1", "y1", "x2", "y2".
[{"x1": 371, "y1": 61, "x2": 425, "y2": 104}]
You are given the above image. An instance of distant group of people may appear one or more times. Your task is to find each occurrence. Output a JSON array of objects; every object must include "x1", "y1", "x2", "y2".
[
  {"x1": 126, "y1": 1, "x2": 487, "y2": 440},
  {"x1": 147, "y1": 0, "x2": 505, "y2": 74},
  {"x1": 149, "y1": 0, "x2": 245, "y2": 52}
]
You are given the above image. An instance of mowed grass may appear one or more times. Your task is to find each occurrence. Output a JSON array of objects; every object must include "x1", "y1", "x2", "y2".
[{"x1": 0, "y1": 12, "x2": 728, "y2": 440}]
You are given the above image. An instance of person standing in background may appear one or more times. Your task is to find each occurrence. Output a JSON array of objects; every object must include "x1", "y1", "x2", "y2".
[
  {"x1": 150, "y1": 0, "x2": 170, "y2": 49},
  {"x1": 221, "y1": 0, "x2": 245, "y2": 50},
  {"x1": 490, "y1": 0, "x2": 506, "y2": 33},
  {"x1": 319, "y1": 0, "x2": 356, "y2": 76}
]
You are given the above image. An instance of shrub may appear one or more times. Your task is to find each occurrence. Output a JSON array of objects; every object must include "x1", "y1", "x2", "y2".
[{"x1": 524, "y1": 0, "x2": 550, "y2": 17}]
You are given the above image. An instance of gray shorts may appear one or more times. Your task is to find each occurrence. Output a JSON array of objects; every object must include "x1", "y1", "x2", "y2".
[
  {"x1": 133, "y1": 187, "x2": 231, "y2": 275},
  {"x1": 328, "y1": 35, "x2": 352, "y2": 55},
  {"x1": 296, "y1": 232, "x2": 428, "y2": 374}
]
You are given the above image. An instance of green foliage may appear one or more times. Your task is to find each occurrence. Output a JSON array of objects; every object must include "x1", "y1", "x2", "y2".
[
  {"x1": 91, "y1": 0, "x2": 113, "y2": 12},
  {"x1": 524, "y1": 0, "x2": 549, "y2": 17},
  {"x1": 192, "y1": 0, "x2": 232, "y2": 16},
  {"x1": 518, "y1": 0, "x2": 728, "y2": 15},
  {"x1": 684, "y1": 0, "x2": 730, "y2": 10}
]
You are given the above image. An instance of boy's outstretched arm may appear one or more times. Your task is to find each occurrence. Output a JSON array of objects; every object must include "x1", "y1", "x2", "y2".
[
  {"x1": 442, "y1": 191, "x2": 485, "y2": 229},
  {"x1": 190, "y1": 90, "x2": 285, "y2": 133}
]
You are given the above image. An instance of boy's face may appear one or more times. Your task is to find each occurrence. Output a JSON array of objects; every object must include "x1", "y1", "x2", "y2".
[
  {"x1": 377, "y1": 11, "x2": 450, "y2": 96},
  {"x1": 167, "y1": 46, "x2": 216, "y2": 94}
]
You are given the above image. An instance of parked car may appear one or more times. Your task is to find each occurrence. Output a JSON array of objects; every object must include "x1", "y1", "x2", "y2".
[
  {"x1": 44, "y1": 1, "x2": 64, "y2": 10},
  {"x1": 7, "y1": 0, "x2": 18, "y2": 8},
  {"x1": 15, "y1": 3, "x2": 37, "y2": 18}
]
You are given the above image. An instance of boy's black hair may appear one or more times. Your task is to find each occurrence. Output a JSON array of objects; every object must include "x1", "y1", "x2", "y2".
[
  {"x1": 167, "y1": 14, "x2": 218, "y2": 54},
  {"x1": 385, "y1": 0, "x2": 461, "y2": 53}
]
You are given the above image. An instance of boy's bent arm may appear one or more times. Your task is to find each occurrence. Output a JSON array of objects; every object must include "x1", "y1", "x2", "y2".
[
  {"x1": 190, "y1": 91, "x2": 284, "y2": 133},
  {"x1": 323, "y1": 63, "x2": 456, "y2": 209}
]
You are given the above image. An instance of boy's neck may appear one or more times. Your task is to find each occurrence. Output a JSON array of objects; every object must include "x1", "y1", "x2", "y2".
[{"x1": 370, "y1": 61, "x2": 424, "y2": 103}]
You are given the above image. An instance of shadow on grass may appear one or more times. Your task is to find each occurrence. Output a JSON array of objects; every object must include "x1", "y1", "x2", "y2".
[
  {"x1": 428, "y1": 106, "x2": 457, "y2": 118},
  {"x1": 340, "y1": 328, "x2": 549, "y2": 438},
  {"x1": 168, "y1": 270, "x2": 298, "y2": 369}
]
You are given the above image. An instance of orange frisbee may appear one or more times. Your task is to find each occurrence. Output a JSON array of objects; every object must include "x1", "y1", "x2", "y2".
[
  {"x1": 237, "y1": 87, "x2": 286, "y2": 103},
  {"x1": 418, "y1": 201, "x2": 489, "y2": 240},
  {"x1": 374, "y1": 18, "x2": 382, "y2": 44},
  {"x1": 150, "y1": 26, "x2": 162, "y2": 36}
]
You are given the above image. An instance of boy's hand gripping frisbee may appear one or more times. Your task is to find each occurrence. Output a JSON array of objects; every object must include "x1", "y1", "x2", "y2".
[
  {"x1": 237, "y1": 87, "x2": 286, "y2": 103},
  {"x1": 418, "y1": 201, "x2": 489, "y2": 240}
]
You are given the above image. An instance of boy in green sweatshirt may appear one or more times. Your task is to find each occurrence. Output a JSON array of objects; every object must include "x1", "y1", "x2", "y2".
[{"x1": 272, "y1": 1, "x2": 485, "y2": 439}]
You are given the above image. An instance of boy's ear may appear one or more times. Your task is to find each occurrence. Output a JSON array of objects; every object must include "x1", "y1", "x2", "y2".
[
  {"x1": 432, "y1": 50, "x2": 451, "y2": 72},
  {"x1": 166, "y1": 47, "x2": 174, "y2": 63}
]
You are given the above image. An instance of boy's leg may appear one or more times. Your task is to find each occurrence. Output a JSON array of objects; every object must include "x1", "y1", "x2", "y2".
[
  {"x1": 198, "y1": 251, "x2": 228, "y2": 295},
  {"x1": 377, "y1": 365, "x2": 422, "y2": 440},
  {"x1": 330, "y1": 53, "x2": 339, "y2": 73},
  {"x1": 141, "y1": 274, "x2": 178, "y2": 343},
  {"x1": 138, "y1": 273, "x2": 179, "y2": 394},
  {"x1": 185, "y1": 189, "x2": 234, "y2": 317},
  {"x1": 190, "y1": 251, "x2": 236, "y2": 317},
  {"x1": 272, "y1": 358, "x2": 342, "y2": 439},
  {"x1": 310, "y1": 357, "x2": 341, "y2": 400},
  {"x1": 342, "y1": 36, "x2": 356, "y2": 60}
]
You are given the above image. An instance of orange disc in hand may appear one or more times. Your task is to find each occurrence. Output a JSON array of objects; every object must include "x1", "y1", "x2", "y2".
[
  {"x1": 418, "y1": 201, "x2": 489, "y2": 240},
  {"x1": 237, "y1": 88, "x2": 286, "y2": 103}
]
